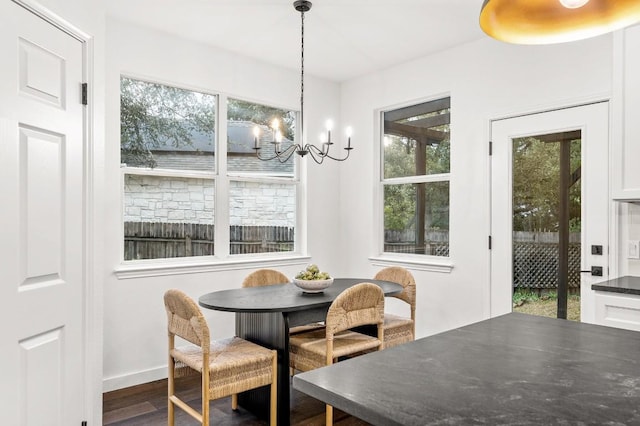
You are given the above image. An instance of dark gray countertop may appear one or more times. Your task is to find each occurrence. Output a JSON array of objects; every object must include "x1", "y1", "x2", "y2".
[
  {"x1": 591, "y1": 275, "x2": 640, "y2": 296},
  {"x1": 293, "y1": 312, "x2": 640, "y2": 426}
]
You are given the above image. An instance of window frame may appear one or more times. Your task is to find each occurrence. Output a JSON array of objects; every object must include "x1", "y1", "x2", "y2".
[
  {"x1": 117, "y1": 75, "x2": 309, "y2": 278},
  {"x1": 371, "y1": 95, "x2": 454, "y2": 273}
]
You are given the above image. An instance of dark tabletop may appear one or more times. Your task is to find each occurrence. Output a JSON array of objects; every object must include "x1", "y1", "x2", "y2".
[
  {"x1": 293, "y1": 312, "x2": 640, "y2": 426},
  {"x1": 198, "y1": 278, "x2": 403, "y2": 313},
  {"x1": 592, "y1": 275, "x2": 640, "y2": 296}
]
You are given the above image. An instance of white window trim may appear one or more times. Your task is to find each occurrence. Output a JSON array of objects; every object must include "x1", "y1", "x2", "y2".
[
  {"x1": 121, "y1": 166, "x2": 215, "y2": 179},
  {"x1": 382, "y1": 173, "x2": 451, "y2": 185},
  {"x1": 115, "y1": 254, "x2": 311, "y2": 279},
  {"x1": 369, "y1": 255, "x2": 454, "y2": 273},
  {"x1": 216, "y1": 95, "x2": 230, "y2": 258}
]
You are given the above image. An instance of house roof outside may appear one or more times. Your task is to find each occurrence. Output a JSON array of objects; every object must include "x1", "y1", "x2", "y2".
[{"x1": 124, "y1": 120, "x2": 294, "y2": 175}]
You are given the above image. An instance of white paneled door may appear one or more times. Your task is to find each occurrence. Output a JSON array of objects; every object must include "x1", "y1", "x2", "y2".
[
  {"x1": 0, "y1": 1, "x2": 86, "y2": 425},
  {"x1": 490, "y1": 102, "x2": 609, "y2": 322}
]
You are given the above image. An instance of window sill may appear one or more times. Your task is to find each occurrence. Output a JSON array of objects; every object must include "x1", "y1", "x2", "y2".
[
  {"x1": 369, "y1": 255, "x2": 454, "y2": 273},
  {"x1": 115, "y1": 255, "x2": 311, "y2": 280}
]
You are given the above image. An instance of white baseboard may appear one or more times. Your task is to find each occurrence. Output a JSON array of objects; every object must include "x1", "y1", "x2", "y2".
[{"x1": 103, "y1": 365, "x2": 167, "y2": 393}]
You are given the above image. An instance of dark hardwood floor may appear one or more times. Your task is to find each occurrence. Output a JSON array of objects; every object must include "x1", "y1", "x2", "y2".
[{"x1": 103, "y1": 375, "x2": 369, "y2": 425}]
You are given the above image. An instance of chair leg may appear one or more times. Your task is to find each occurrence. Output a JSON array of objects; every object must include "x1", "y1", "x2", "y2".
[
  {"x1": 231, "y1": 394, "x2": 238, "y2": 410},
  {"x1": 202, "y1": 374, "x2": 209, "y2": 425},
  {"x1": 168, "y1": 357, "x2": 175, "y2": 426},
  {"x1": 325, "y1": 347, "x2": 334, "y2": 426},
  {"x1": 270, "y1": 350, "x2": 277, "y2": 426},
  {"x1": 326, "y1": 404, "x2": 333, "y2": 426}
]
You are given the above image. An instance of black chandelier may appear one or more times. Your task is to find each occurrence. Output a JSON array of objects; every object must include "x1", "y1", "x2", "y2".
[{"x1": 253, "y1": 0, "x2": 353, "y2": 164}]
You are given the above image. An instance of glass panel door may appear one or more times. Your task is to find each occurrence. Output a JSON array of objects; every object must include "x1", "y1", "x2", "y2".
[
  {"x1": 490, "y1": 102, "x2": 609, "y2": 322},
  {"x1": 512, "y1": 133, "x2": 581, "y2": 320}
]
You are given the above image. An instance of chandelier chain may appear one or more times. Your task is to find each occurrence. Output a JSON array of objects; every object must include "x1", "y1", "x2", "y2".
[{"x1": 300, "y1": 8, "x2": 305, "y2": 146}]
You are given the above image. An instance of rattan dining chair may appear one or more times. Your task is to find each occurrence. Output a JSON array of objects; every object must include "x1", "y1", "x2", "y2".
[
  {"x1": 242, "y1": 268, "x2": 325, "y2": 334},
  {"x1": 375, "y1": 266, "x2": 416, "y2": 348},
  {"x1": 289, "y1": 282, "x2": 385, "y2": 426},
  {"x1": 241, "y1": 268, "x2": 290, "y2": 288},
  {"x1": 164, "y1": 289, "x2": 277, "y2": 426}
]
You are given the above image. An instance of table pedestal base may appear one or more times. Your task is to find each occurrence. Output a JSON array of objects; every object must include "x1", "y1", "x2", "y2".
[{"x1": 236, "y1": 307, "x2": 328, "y2": 426}]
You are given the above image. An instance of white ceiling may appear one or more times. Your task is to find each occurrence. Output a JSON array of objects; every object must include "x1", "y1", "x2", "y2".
[{"x1": 105, "y1": 0, "x2": 487, "y2": 82}]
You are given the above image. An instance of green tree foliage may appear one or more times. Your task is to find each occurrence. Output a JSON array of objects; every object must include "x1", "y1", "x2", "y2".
[
  {"x1": 383, "y1": 136, "x2": 450, "y2": 179},
  {"x1": 228, "y1": 98, "x2": 295, "y2": 140},
  {"x1": 512, "y1": 137, "x2": 581, "y2": 232},
  {"x1": 383, "y1": 135, "x2": 450, "y2": 231},
  {"x1": 120, "y1": 77, "x2": 215, "y2": 168},
  {"x1": 384, "y1": 184, "x2": 416, "y2": 231},
  {"x1": 120, "y1": 78, "x2": 295, "y2": 168}
]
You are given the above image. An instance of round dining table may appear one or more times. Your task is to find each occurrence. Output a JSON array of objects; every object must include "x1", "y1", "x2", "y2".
[{"x1": 198, "y1": 278, "x2": 403, "y2": 426}]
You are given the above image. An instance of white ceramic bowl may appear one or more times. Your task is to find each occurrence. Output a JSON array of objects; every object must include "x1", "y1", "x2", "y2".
[{"x1": 292, "y1": 277, "x2": 334, "y2": 293}]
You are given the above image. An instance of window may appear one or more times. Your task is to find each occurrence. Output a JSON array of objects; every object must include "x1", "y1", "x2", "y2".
[
  {"x1": 120, "y1": 77, "x2": 298, "y2": 261},
  {"x1": 227, "y1": 98, "x2": 297, "y2": 255},
  {"x1": 227, "y1": 98, "x2": 295, "y2": 176},
  {"x1": 381, "y1": 97, "x2": 450, "y2": 257}
]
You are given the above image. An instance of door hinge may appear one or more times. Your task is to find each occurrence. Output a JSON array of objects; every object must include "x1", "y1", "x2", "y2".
[
  {"x1": 488, "y1": 235, "x2": 492, "y2": 250},
  {"x1": 489, "y1": 141, "x2": 493, "y2": 156},
  {"x1": 81, "y1": 83, "x2": 88, "y2": 105}
]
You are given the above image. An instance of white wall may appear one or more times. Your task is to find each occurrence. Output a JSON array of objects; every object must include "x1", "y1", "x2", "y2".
[
  {"x1": 104, "y1": 18, "x2": 616, "y2": 392},
  {"x1": 104, "y1": 19, "x2": 344, "y2": 390},
  {"x1": 339, "y1": 35, "x2": 613, "y2": 338}
]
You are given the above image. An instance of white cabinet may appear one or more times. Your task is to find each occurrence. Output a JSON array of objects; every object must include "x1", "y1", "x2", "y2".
[
  {"x1": 594, "y1": 291, "x2": 640, "y2": 332},
  {"x1": 613, "y1": 24, "x2": 640, "y2": 200}
]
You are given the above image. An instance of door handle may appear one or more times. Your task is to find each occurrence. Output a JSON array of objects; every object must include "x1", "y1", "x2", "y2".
[{"x1": 580, "y1": 267, "x2": 603, "y2": 276}]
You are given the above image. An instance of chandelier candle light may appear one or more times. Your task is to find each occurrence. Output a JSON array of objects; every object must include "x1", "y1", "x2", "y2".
[{"x1": 253, "y1": 0, "x2": 353, "y2": 164}]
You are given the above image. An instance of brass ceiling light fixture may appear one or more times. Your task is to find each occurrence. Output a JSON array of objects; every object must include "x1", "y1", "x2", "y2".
[{"x1": 479, "y1": 0, "x2": 640, "y2": 44}]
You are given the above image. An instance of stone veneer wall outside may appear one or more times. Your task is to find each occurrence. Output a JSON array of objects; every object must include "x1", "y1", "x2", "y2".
[
  {"x1": 124, "y1": 174, "x2": 295, "y2": 226},
  {"x1": 229, "y1": 180, "x2": 295, "y2": 227}
]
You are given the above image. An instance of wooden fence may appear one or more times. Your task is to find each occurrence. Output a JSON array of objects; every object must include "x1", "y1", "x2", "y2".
[
  {"x1": 229, "y1": 225, "x2": 295, "y2": 255},
  {"x1": 384, "y1": 230, "x2": 581, "y2": 289},
  {"x1": 124, "y1": 222, "x2": 293, "y2": 260},
  {"x1": 384, "y1": 230, "x2": 450, "y2": 256},
  {"x1": 126, "y1": 224, "x2": 580, "y2": 290}
]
